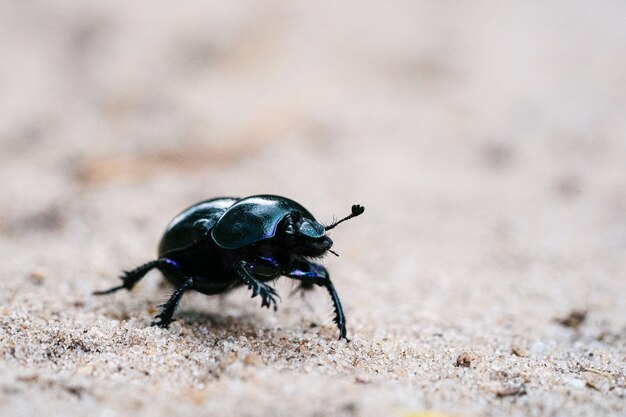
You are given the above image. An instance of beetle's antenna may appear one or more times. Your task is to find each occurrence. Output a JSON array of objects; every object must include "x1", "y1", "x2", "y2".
[{"x1": 325, "y1": 204, "x2": 365, "y2": 231}]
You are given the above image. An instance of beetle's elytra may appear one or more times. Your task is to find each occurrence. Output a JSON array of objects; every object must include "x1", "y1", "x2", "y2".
[{"x1": 94, "y1": 195, "x2": 364, "y2": 340}]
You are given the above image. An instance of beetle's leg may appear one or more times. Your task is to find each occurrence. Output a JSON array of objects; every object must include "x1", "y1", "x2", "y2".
[
  {"x1": 151, "y1": 277, "x2": 194, "y2": 328},
  {"x1": 285, "y1": 262, "x2": 347, "y2": 341},
  {"x1": 93, "y1": 258, "x2": 181, "y2": 295},
  {"x1": 290, "y1": 280, "x2": 315, "y2": 297},
  {"x1": 234, "y1": 261, "x2": 280, "y2": 311}
]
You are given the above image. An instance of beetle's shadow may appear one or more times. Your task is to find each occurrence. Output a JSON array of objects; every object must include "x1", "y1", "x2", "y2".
[
  {"x1": 149, "y1": 284, "x2": 321, "y2": 340},
  {"x1": 172, "y1": 308, "x2": 269, "y2": 338},
  {"x1": 173, "y1": 308, "x2": 253, "y2": 327}
]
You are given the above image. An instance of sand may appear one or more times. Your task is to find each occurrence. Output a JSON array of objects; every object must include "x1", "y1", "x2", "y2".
[{"x1": 1, "y1": 1, "x2": 625, "y2": 416}]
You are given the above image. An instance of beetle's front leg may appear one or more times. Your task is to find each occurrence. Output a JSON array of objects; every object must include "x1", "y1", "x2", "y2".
[
  {"x1": 285, "y1": 261, "x2": 347, "y2": 340},
  {"x1": 234, "y1": 260, "x2": 280, "y2": 311}
]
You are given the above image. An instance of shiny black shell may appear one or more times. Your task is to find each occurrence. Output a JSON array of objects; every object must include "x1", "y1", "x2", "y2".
[
  {"x1": 211, "y1": 195, "x2": 325, "y2": 249},
  {"x1": 158, "y1": 195, "x2": 325, "y2": 256},
  {"x1": 158, "y1": 197, "x2": 238, "y2": 256}
]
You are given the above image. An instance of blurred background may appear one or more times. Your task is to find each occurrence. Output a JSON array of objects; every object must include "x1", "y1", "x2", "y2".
[{"x1": 1, "y1": 1, "x2": 625, "y2": 416}]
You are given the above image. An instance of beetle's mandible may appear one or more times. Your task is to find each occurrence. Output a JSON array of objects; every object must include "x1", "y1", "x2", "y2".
[{"x1": 94, "y1": 195, "x2": 364, "y2": 340}]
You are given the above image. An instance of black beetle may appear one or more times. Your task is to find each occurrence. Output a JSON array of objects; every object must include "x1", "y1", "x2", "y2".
[{"x1": 94, "y1": 195, "x2": 364, "y2": 340}]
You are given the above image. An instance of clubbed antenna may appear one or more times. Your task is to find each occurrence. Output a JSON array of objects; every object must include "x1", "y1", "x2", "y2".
[{"x1": 325, "y1": 204, "x2": 365, "y2": 231}]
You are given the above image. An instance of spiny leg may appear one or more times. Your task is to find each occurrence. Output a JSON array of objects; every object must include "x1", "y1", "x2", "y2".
[
  {"x1": 322, "y1": 280, "x2": 347, "y2": 341},
  {"x1": 93, "y1": 258, "x2": 180, "y2": 295},
  {"x1": 234, "y1": 260, "x2": 280, "y2": 311},
  {"x1": 151, "y1": 277, "x2": 194, "y2": 328},
  {"x1": 285, "y1": 261, "x2": 347, "y2": 340}
]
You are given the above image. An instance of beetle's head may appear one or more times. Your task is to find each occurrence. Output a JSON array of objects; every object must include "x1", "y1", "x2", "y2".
[
  {"x1": 276, "y1": 204, "x2": 365, "y2": 257},
  {"x1": 276, "y1": 212, "x2": 333, "y2": 257}
]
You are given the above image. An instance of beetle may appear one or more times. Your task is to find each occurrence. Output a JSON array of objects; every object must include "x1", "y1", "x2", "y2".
[{"x1": 94, "y1": 195, "x2": 364, "y2": 340}]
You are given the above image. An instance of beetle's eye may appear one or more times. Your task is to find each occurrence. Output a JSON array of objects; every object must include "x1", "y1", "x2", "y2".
[{"x1": 281, "y1": 214, "x2": 296, "y2": 235}]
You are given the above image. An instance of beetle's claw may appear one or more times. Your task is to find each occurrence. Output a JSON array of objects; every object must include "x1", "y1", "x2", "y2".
[
  {"x1": 151, "y1": 318, "x2": 169, "y2": 328},
  {"x1": 261, "y1": 295, "x2": 278, "y2": 311},
  {"x1": 151, "y1": 313, "x2": 176, "y2": 328},
  {"x1": 334, "y1": 322, "x2": 348, "y2": 341},
  {"x1": 257, "y1": 284, "x2": 279, "y2": 311}
]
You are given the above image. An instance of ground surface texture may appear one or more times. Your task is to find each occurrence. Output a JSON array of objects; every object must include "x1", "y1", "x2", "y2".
[{"x1": 1, "y1": 1, "x2": 625, "y2": 417}]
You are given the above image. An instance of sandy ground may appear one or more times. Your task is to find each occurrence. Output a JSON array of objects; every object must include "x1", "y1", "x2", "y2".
[{"x1": 1, "y1": 1, "x2": 625, "y2": 416}]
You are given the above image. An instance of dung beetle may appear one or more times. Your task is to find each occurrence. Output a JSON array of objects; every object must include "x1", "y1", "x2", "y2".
[{"x1": 94, "y1": 195, "x2": 364, "y2": 340}]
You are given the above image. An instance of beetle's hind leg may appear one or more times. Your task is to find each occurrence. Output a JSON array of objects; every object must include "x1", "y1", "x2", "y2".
[
  {"x1": 285, "y1": 261, "x2": 348, "y2": 341},
  {"x1": 290, "y1": 281, "x2": 315, "y2": 297},
  {"x1": 151, "y1": 277, "x2": 195, "y2": 328},
  {"x1": 93, "y1": 258, "x2": 180, "y2": 295}
]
